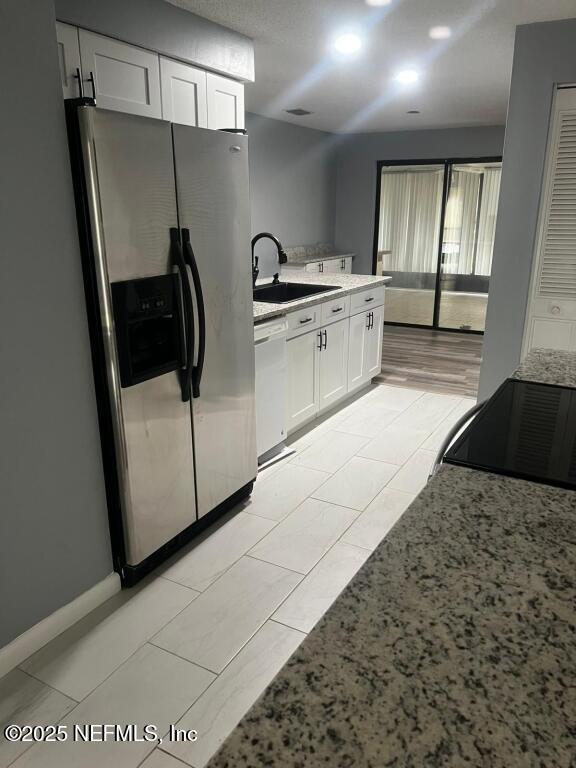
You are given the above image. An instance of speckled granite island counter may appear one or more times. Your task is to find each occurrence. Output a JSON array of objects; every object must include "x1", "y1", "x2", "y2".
[
  {"x1": 207, "y1": 349, "x2": 576, "y2": 768},
  {"x1": 254, "y1": 272, "x2": 392, "y2": 322}
]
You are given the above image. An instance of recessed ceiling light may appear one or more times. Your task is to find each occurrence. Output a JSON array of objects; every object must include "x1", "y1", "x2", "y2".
[
  {"x1": 365, "y1": 0, "x2": 391, "y2": 5},
  {"x1": 333, "y1": 33, "x2": 362, "y2": 55},
  {"x1": 395, "y1": 69, "x2": 420, "y2": 85},
  {"x1": 429, "y1": 26, "x2": 452, "y2": 40}
]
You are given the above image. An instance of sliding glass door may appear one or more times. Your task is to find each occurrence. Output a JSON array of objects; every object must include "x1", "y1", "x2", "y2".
[
  {"x1": 374, "y1": 158, "x2": 502, "y2": 333},
  {"x1": 376, "y1": 164, "x2": 444, "y2": 325}
]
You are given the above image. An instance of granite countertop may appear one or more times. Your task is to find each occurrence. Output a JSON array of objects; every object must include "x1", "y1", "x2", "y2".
[
  {"x1": 254, "y1": 273, "x2": 392, "y2": 322},
  {"x1": 514, "y1": 347, "x2": 576, "y2": 388},
  {"x1": 285, "y1": 252, "x2": 356, "y2": 265},
  {"x1": 208, "y1": 349, "x2": 576, "y2": 768},
  {"x1": 282, "y1": 244, "x2": 356, "y2": 266}
]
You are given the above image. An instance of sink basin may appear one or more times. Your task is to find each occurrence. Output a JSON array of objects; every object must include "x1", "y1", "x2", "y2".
[{"x1": 253, "y1": 282, "x2": 341, "y2": 304}]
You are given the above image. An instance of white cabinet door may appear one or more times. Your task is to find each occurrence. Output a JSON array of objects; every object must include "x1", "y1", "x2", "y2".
[
  {"x1": 319, "y1": 319, "x2": 349, "y2": 412},
  {"x1": 56, "y1": 22, "x2": 81, "y2": 98},
  {"x1": 343, "y1": 257, "x2": 353, "y2": 274},
  {"x1": 305, "y1": 261, "x2": 323, "y2": 273},
  {"x1": 206, "y1": 72, "x2": 245, "y2": 130},
  {"x1": 322, "y1": 260, "x2": 341, "y2": 274},
  {"x1": 287, "y1": 331, "x2": 320, "y2": 432},
  {"x1": 79, "y1": 30, "x2": 161, "y2": 118},
  {"x1": 530, "y1": 318, "x2": 574, "y2": 350},
  {"x1": 160, "y1": 57, "x2": 207, "y2": 127},
  {"x1": 365, "y1": 304, "x2": 383, "y2": 379},
  {"x1": 348, "y1": 311, "x2": 368, "y2": 391}
]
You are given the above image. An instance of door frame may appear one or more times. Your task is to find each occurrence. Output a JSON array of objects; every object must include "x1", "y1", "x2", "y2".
[{"x1": 372, "y1": 156, "x2": 503, "y2": 335}]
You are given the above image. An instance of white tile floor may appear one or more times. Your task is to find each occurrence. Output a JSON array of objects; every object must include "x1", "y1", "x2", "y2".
[{"x1": 0, "y1": 384, "x2": 475, "y2": 768}]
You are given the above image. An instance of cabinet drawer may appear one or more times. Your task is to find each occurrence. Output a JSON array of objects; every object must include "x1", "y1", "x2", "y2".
[
  {"x1": 350, "y1": 286, "x2": 385, "y2": 315},
  {"x1": 286, "y1": 305, "x2": 321, "y2": 339},
  {"x1": 321, "y1": 294, "x2": 350, "y2": 325}
]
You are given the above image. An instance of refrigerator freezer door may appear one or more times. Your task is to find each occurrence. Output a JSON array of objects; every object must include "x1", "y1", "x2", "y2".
[
  {"x1": 172, "y1": 125, "x2": 257, "y2": 517},
  {"x1": 80, "y1": 107, "x2": 197, "y2": 565}
]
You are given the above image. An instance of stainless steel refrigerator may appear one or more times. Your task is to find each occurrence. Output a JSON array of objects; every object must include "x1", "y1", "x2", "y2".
[{"x1": 66, "y1": 102, "x2": 256, "y2": 584}]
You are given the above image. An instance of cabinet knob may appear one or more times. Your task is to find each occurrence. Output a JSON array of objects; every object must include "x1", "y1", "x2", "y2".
[{"x1": 551, "y1": 305, "x2": 561, "y2": 315}]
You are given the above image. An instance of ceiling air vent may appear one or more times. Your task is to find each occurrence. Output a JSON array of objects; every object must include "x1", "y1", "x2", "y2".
[{"x1": 285, "y1": 108, "x2": 313, "y2": 116}]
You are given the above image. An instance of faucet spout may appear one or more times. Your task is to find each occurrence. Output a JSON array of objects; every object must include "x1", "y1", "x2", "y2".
[{"x1": 251, "y1": 232, "x2": 288, "y2": 287}]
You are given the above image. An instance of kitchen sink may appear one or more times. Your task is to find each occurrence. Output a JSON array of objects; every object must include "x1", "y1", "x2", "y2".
[{"x1": 253, "y1": 282, "x2": 341, "y2": 304}]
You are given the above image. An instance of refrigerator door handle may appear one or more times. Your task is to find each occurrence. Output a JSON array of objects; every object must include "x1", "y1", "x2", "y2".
[
  {"x1": 181, "y1": 228, "x2": 206, "y2": 399},
  {"x1": 170, "y1": 227, "x2": 194, "y2": 402}
]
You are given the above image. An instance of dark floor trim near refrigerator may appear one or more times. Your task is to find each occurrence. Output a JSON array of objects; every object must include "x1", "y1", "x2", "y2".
[{"x1": 120, "y1": 480, "x2": 255, "y2": 587}]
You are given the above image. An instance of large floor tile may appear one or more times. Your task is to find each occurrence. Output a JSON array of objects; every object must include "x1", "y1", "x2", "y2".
[
  {"x1": 388, "y1": 450, "x2": 436, "y2": 494},
  {"x1": 248, "y1": 498, "x2": 358, "y2": 574},
  {"x1": 311, "y1": 457, "x2": 398, "y2": 511},
  {"x1": 11, "y1": 645, "x2": 214, "y2": 768},
  {"x1": 272, "y1": 543, "x2": 371, "y2": 633},
  {"x1": 289, "y1": 431, "x2": 369, "y2": 473},
  {"x1": 244, "y1": 464, "x2": 330, "y2": 522},
  {"x1": 140, "y1": 749, "x2": 188, "y2": 768},
  {"x1": 160, "y1": 512, "x2": 275, "y2": 591},
  {"x1": 342, "y1": 488, "x2": 416, "y2": 551},
  {"x1": 362, "y1": 384, "x2": 424, "y2": 411},
  {"x1": 0, "y1": 669, "x2": 76, "y2": 768},
  {"x1": 152, "y1": 557, "x2": 301, "y2": 673},
  {"x1": 358, "y1": 424, "x2": 430, "y2": 465},
  {"x1": 420, "y1": 397, "x2": 477, "y2": 452},
  {"x1": 390, "y1": 392, "x2": 462, "y2": 433},
  {"x1": 21, "y1": 579, "x2": 197, "y2": 701},
  {"x1": 164, "y1": 621, "x2": 305, "y2": 768},
  {"x1": 334, "y1": 402, "x2": 399, "y2": 438}
]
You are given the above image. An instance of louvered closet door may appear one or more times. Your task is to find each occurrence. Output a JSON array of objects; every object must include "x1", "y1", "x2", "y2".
[{"x1": 526, "y1": 88, "x2": 576, "y2": 352}]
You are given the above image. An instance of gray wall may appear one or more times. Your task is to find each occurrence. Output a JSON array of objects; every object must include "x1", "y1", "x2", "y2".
[
  {"x1": 334, "y1": 126, "x2": 506, "y2": 275},
  {"x1": 55, "y1": 0, "x2": 254, "y2": 81},
  {"x1": 479, "y1": 18, "x2": 576, "y2": 399},
  {"x1": 0, "y1": 0, "x2": 112, "y2": 648},
  {"x1": 247, "y1": 113, "x2": 337, "y2": 278}
]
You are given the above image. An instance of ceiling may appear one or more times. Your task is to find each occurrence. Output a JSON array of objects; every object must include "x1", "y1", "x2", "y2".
[{"x1": 167, "y1": 0, "x2": 576, "y2": 133}]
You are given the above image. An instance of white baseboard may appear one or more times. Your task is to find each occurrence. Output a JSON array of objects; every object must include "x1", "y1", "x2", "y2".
[{"x1": 0, "y1": 572, "x2": 121, "y2": 679}]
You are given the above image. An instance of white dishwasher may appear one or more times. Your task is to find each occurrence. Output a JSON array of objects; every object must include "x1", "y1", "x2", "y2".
[{"x1": 254, "y1": 318, "x2": 288, "y2": 462}]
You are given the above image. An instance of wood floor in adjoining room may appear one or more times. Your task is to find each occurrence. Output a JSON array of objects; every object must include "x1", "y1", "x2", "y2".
[{"x1": 377, "y1": 324, "x2": 483, "y2": 398}]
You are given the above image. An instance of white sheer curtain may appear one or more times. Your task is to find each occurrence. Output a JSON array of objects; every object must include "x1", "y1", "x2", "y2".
[
  {"x1": 475, "y1": 167, "x2": 501, "y2": 276},
  {"x1": 378, "y1": 165, "x2": 501, "y2": 277},
  {"x1": 443, "y1": 170, "x2": 481, "y2": 274},
  {"x1": 378, "y1": 169, "x2": 443, "y2": 273}
]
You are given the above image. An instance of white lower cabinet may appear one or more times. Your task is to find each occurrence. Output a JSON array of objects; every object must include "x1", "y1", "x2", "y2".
[
  {"x1": 287, "y1": 330, "x2": 321, "y2": 433},
  {"x1": 319, "y1": 319, "x2": 349, "y2": 411},
  {"x1": 287, "y1": 319, "x2": 350, "y2": 433},
  {"x1": 284, "y1": 286, "x2": 384, "y2": 435},
  {"x1": 347, "y1": 311, "x2": 368, "y2": 391},
  {"x1": 365, "y1": 304, "x2": 384, "y2": 379},
  {"x1": 302, "y1": 257, "x2": 353, "y2": 275},
  {"x1": 347, "y1": 305, "x2": 384, "y2": 392}
]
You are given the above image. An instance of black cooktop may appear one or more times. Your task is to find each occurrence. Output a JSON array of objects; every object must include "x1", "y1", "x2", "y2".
[{"x1": 444, "y1": 378, "x2": 576, "y2": 491}]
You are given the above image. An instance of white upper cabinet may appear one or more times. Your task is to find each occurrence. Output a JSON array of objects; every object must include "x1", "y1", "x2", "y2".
[
  {"x1": 160, "y1": 57, "x2": 208, "y2": 127},
  {"x1": 206, "y1": 72, "x2": 245, "y2": 130},
  {"x1": 79, "y1": 30, "x2": 161, "y2": 118},
  {"x1": 56, "y1": 22, "x2": 81, "y2": 99}
]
